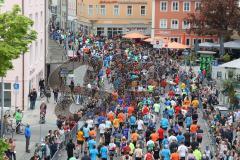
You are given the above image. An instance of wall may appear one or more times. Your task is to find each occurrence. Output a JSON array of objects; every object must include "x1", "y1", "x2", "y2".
[
  {"x1": 153, "y1": 0, "x2": 218, "y2": 45},
  {"x1": 76, "y1": 0, "x2": 152, "y2": 35},
  {"x1": 0, "y1": 0, "x2": 45, "y2": 110}
]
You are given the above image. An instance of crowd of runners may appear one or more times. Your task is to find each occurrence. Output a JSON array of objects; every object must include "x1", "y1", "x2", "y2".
[{"x1": 46, "y1": 26, "x2": 240, "y2": 160}]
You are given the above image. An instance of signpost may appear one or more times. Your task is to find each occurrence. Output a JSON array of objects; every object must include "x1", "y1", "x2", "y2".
[{"x1": 13, "y1": 76, "x2": 19, "y2": 111}]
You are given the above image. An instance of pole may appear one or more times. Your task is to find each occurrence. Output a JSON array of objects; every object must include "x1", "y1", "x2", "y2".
[
  {"x1": 22, "y1": 0, "x2": 25, "y2": 110},
  {"x1": 1, "y1": 77, "x2": 4, "y2": 138},
  {"x1": 65, "y1": 0, "x2": 69, "y2": 59},
  {"x1": 44, "y1": 0, "x2": 48, "y2": 84}
]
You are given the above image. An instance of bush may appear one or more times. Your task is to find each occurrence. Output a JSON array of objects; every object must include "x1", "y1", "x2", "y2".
[{"x1": 222, "y1": 53, "x2": 231, "y2": 62}]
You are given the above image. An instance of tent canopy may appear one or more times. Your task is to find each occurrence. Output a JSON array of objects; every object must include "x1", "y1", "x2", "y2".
[
  {"x1": 224, "y1": 40, "x2": 240, "y2": 49},
  {"x1": 166, "y1": 42, "x2": 189, "y2": 49},
  {"x1": 123, "y1": 32, "x2": 147, "y2": 39},
  {"x1": 144, "y1": 36, "x2": 169, "y2": 43},
  {"x1": 199, "y1": 42, "x2": 220, "y2": 48},
  {"x1": 218, "y1": 58, "x2": 240, "y2": 69}
]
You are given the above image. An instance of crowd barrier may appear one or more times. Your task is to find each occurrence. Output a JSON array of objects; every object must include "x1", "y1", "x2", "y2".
[{"x1": 50, "y1": 124, "x2": 79, "y2": 160}]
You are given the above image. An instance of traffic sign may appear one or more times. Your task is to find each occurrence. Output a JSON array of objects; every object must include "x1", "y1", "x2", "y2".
[{"x1": 13, "y1": 83, "x2": 19, "y2": 90}]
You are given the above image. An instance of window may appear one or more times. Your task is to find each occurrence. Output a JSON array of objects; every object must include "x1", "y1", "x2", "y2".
[
  {"x1": 160, "y1": 19, "x2": 167, "y2": 29},
  {"x1": 127, "y1": 6, "x2": 132, "y2": 16},
  {"x1": 96, "y1": 5, "x2": 99, "y2": 15},
  {"x1": 172, "y1": 1, "x2": 179, "y2": 11},
  {"x1": 217, "y1": 71, "x2": 222, "y2": 79},
  {"x1": 100, "y1": 5, "x2": 106, "y2": 16},
  {"x1": 186, "y1": 38, "x2": 190, "y2": 45},
  {"x1": 97, "y1": 27, "x2": 104, "y2": 36},
  {"x1": 193, "y1": 39, "x2": 202, "y2": 44},
  {"x1": 141, "y1": 6, "x2": 146, "y2": 16},
  {"x1": 88, "y1": 5, "x2": 93, "y2": 16},
  {"x1": 195, "y1": 2, "x2": 201, "y2": 11},
  {"x1": 171, "y1": 37, "x2": 179, "y2": 42},
  {"x1": 171, "y1": 19, "x2": 179, "y2": 29},
  {"x1": 35, "y1": 12, "x2": 38, "y2": 30},
  {"x1": 182, "y1": 20, "x2": 190, "y2": 29},
  {"x1": 35, "y1": 41, "x2": 38, "y2": 61},
  {"x1": 29, "y1": 45, "x2": 33, "y2": 65},
  {"x1": 113, "y1": 5, "x2": 119, "y2": 16},
  {"x1": 205, "y1": 39, "x2": 213, "y2": 43},
  {"x1": 183, "y1": 2, "x2": 190, "y2": 11},
  {"x1": 160, "y1": 1, "x2": 168, "y2": 11},
  {"x1": 0, "y1": 83, "x2": 12, "y2": 107}
]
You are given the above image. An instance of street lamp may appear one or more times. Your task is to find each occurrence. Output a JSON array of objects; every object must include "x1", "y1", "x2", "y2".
[{"x1": 182, "y1": 49, "x2": 190, "y2": 70}]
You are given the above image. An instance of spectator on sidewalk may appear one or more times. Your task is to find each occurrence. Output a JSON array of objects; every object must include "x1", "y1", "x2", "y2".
[
  {"x1": 66, "y1": 139, "x2": 76, "y2": 160},
  {"x1": 14, "y1": 109, "x2": 23, "y2": 134},
  {"x1": 25, "y1": 124, "x2": 31, "y2": 153},
  {"x1": 28, "y1": 88, "x2": 37, "y2": 110},
  {"x1": 53, "y1": 87, "x2": 59, "y2": 103}
]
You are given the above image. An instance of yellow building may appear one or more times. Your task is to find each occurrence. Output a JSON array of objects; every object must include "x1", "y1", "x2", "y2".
[{"x1": 76, "y1": 0, "x2": 152, "y2": 37}]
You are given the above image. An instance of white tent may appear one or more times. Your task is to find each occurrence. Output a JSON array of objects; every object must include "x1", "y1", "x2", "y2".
[
  {"x1": 224, "y1": 40, "x2": 240, "y2": 49},
  {"x1": 199, "y1": 42, "x2": 220, "y2": 48},
  {"x1": 218, "y1": 58, "x2": 240, "y2": 69}
]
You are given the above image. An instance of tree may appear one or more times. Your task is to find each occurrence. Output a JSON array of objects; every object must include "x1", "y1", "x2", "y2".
[
  {"x1": 0, "y1": 5, "x2": 37, "y2": 77},
  {"x1": 0, "y1": 139, "x2": 8, "y2": 160},
  {"x1": 187, "y1": 0, "x2": 240, "y2": 55}
]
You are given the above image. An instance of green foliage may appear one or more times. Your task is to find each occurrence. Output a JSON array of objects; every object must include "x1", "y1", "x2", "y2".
[
  {"x1": 222, "y1": 53, "x2": 231, "y2": 62},
  {"x1": 0, "y1": 5, "x2": 37, "y2": 76},
  {"x1": 0, "y1": 139, "x2": 9, "y2": 160},
  {"x1": 223, "y1": 81, "x2": 239, "y2": 107}
]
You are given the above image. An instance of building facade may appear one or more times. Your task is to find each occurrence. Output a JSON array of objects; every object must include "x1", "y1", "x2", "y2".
[
  {"x1": 152, "y1": 0, "x2": 218, "y2": 46},
  {"x1": 76, "y1": 0, "x2": 152, "y2": 37},
  {"x1": 0, "y1": 0, "x2": 46, "y2": 110}
]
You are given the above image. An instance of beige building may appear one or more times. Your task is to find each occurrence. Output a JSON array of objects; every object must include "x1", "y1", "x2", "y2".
[{"x1": 76, "y1": 0, "x2": 151, "y2": 37}]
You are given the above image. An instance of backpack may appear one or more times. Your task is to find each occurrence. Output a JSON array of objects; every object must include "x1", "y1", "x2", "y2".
[{"x1": 146, "y1": 153, "x2": 153, "y2": 160}]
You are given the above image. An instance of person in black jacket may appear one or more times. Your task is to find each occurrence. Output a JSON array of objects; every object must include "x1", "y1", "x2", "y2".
[
  {"x1": 66, "y1": 139, "x2": 75, "y2": 160},
  {"x1": 28, "y1": 88, "x2": 37, "y2": 110}
]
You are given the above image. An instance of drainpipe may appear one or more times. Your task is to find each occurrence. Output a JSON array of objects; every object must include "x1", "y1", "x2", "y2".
[{"x1": 22, "y1": 0, "x2": 25, "y2": 110}]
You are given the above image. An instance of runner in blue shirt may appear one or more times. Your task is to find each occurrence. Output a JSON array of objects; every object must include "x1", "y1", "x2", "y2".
[
  {"x1": 88, "y1": 138, "x2": 97, "y2": 150},
  {"x1": 89, "y1": 145, "x2": 99, "y2": 160},
  {"x1": 100, "y1": 145, "x2": 108, "y2": 160},
  {"x1": 160, "y1": 145, "x2": 171, "y2": 160}
]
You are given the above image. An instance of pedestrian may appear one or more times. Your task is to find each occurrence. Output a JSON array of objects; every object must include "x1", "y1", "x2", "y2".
[
  {"x1": 53, "y1": 87, "x2": 59, "y2": 103},
  {"x1": 14, "y1": 109, "x2": 23, "y2": 134},
  {"x1": 66, "y1": 139, "x2": 76, "y2": 160},
  {"x1": 28, "y1": 88, "x2": 37, "y2": 109},
  {"x1": 6, "y1": 138, "x2": 16, "y2": 160},
  {"x1": 25, "y1": 124, "x2": 31, "y2": 153}
]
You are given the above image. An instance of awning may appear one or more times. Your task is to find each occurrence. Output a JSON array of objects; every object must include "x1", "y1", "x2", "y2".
[
  {"x1": 123, "y1": 32, "x2": 148, "y2": 39},
  {"x1": 166, "y1": 42, "x2": 189, "y2": 49},
  {"x1": 224, "y1": 40, "x2": 240, "y2": 49},
  {"x1": 199, "y1": 42, "x2": 220, "y2": 48}
]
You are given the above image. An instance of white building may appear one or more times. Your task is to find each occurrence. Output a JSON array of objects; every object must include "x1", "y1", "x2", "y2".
[
  {"x1": 212, "y1": 58, "x2": 240, "y2": 105},
  {"x1": 56, "y1": 0, "x2": 77, "y2": 31},
  {"x1": 0, "y1": 0, "x2": 46, "y2": 110}
]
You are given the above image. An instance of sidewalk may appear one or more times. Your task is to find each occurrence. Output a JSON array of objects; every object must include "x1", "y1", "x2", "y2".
[{"x1": 14, "y1": 95, "x2": 57, "y2": 160}]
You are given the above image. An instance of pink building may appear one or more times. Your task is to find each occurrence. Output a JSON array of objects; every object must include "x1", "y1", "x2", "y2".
[
  {"x1": 0, "y1": 0, "x2": 46, "y2": 111},
  {"x1": 151, "y1": 0, "x2": 218, "y2": 46}
]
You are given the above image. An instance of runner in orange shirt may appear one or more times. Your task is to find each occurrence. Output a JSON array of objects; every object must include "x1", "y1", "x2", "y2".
[
  {"x1": 131, "y1": 131, "x2": 139, "y2": 147},
  {"x1": 150, "y1": 132, "x2": 159, "y2": 142},
  {"x1": 171, "y1": 152, "x2": 180, "y2": 160},
  {"x1": 107, "y1": 111, "x2": 115, "y2": 122},
  {"x1": 127, "y1": 105, "x2": 135, "y2": 116}
]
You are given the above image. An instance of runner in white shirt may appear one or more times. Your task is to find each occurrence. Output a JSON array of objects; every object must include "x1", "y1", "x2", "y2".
[
  {"x1": 99, "y1": 122, "x2": 106, "y2": 136},
  {"x1": 177, "y1": 142, "x2": 188, "y2": 159},
  {"x1": 137, "y1": 119, "x2": 144, "y2": 131},
  {"x1": 168, "y1": 135, "x2": 177, "y2": 144}
]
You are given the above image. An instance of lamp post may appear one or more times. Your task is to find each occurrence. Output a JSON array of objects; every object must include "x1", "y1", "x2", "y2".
[
  {"x1": 182, "y1": 49, "x2": 190, "y2": 70},
  {"x1": 0, "y1": 77, "x2": 4, "y2": 138}
]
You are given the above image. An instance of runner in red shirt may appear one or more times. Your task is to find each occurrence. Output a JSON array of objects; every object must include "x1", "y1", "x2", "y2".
[
  {"x1": 157, "y1": 127, "x2": 164, "y2": 146},
  {"x1": 142, "y1": 106, "x2": 150, "y2": 115},
  {"x1": 174, "y1": 105, "x2": 181, "y2": 116}
]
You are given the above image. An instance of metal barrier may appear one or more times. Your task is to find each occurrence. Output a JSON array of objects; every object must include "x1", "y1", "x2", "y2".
[{"x1": 50, "y1": 124, "x2": 79, "y2": 160}]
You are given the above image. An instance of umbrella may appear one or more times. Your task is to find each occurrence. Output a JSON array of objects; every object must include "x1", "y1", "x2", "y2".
[
  {"x1": 199, "y1": 42, "x2": 220, "y2": 48},
  {"x1": 224, "y1": 40, "x2": 240, "y2": 49},
  {"x1": 144, "y1": 37, "x2": 169, "y2": 43},
  {"x1": 166, "y1": 42, "x2": 189, "y2": 49},
  {"x1": 123, "y1": 32, "x2": 147, "y2": 39}
]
